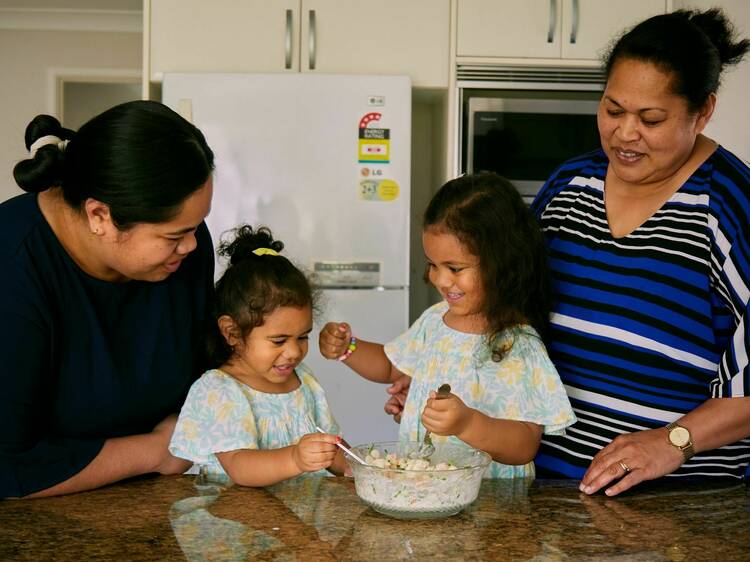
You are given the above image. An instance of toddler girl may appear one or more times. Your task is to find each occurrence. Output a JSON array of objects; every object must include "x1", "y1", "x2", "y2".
[
  {"x1": 320, "y1": 173, "x2": 575, "y2": 478},
  {"x1": 170, "y1": 225, "x2": 346, "y2": 486}
]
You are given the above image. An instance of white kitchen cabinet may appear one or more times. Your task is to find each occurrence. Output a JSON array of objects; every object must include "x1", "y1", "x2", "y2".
[
  {"x1": 148, "y1": 0, "x2": 299, "y2": 75},
  {"x1": 457, "y1": 0, "x2": 667, "y2": 60},
  {"x1": 146, "y1": 0, "x2": 450, "y2": 88},
  {"x1": 298, "y1": 0, "x2": 449, "y2": 87}
]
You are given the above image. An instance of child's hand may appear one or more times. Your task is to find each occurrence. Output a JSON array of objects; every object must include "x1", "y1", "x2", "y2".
[
  {"x1": 421, "y1": 391, "x2": 474, "y2": 438},
  {"x1": 292, "y1": 433, "x2": 339, "y2": 473},
  {"x1": 385, "y1": 374, "x2": 411, "y2": 423},
  {"x1": 319, "y1": 322, "x2": 352, "y2": 360}
]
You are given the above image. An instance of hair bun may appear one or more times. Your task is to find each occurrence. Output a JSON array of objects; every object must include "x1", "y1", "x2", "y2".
[
  {"x1": 689, "y1": 8, "x2": 750, "y2": 67},
  {"x1": 13, "y1": 114, "x2": 76, "y2": 194},
  {"x1": 217, "y1": 225, "x2": 285, "y2": 266}
]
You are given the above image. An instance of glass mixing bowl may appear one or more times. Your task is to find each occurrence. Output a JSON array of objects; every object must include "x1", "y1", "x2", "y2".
[{"x1": 346, "y1": 441, "x2": 491, "y2": 519}]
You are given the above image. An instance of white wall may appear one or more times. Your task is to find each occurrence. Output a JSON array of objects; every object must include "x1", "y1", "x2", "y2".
[
  {"x1": 63, "y1": 81, "x2": 142, "y2": 130},
  {"x1": 675, "y1": 0, "x2": 750, "y2": 162},
  {"x1": 0, "y1": 29, "x2": 141, "y2": 202}
]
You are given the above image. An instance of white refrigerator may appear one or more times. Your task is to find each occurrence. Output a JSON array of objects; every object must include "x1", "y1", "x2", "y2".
[{"x1": 163, "y1": 73, "x2": 410, "y2": 445}]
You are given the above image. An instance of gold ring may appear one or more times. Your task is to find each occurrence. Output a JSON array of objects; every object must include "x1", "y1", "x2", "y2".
[{"x1": 618, "y1": 460, "x2": 631, "y2": 473}]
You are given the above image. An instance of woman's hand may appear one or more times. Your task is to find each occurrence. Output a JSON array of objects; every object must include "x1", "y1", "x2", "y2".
[
  {"x1": 384, "y1": 374, "x2": 411, "y2": 423},
  {"x1": 151, "y1": 414, "x2": 193, "y2": 475},
  {"x1": 421, "y1": 391, "x2": 473, "y2": 437},
  {"x1": 580, "y1": 427, "x2": 684, "y2": 496},
  {"x1": 292, "y1": 433, "x2": 339, "y2": 473},
  {"x1": 319, "y1": 322, "x2": 351, "y2": 360}
]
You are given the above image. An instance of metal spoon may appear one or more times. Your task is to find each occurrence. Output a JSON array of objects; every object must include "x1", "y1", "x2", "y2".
[{"x1": 411, "y1": 383, "x2": 452, "y2": 459}]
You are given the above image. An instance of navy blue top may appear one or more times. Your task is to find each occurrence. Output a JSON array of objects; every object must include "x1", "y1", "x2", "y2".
[
  {"x1": 532, "y1": 147, "x2": 750, "y2": 480},
  {"x1": 0, "y1": 193, "x2": 214, "y2": 497}
]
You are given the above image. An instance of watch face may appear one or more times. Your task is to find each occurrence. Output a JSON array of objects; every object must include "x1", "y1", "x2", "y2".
[{"x1": 670, "y1": 426, "x2": 690, "y2": 447}]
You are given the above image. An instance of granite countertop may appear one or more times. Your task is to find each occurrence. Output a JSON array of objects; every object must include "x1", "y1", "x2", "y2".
[{"x1": 1, "y1": 475, "x2": 748, "y2": 561}]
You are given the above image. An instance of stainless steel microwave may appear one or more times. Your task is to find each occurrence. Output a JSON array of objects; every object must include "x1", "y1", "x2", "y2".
[{"x1": 459, "y1": 67, "x2": 605, "y2": 204}]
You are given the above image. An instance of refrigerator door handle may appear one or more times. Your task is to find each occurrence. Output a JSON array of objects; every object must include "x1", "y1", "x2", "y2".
[{"x1": 308, "y1": 10, "x2": 316, "y2": 70}]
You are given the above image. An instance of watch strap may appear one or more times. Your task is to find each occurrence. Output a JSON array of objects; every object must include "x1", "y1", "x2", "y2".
[{"x1": 666, "y1": 422, "x2": 695, "y2": 461}]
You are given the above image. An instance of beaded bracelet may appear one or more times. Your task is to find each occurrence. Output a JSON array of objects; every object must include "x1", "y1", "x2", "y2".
[{"x1": 338, "y1": 336, "x2": 357, "y2": 361}]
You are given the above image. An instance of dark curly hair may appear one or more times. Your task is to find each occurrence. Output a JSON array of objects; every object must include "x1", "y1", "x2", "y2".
[
  {"x1": 206, "y1": 225, "x2": 317, "y2": 366},
  {"x1": 604, "y1": 8, "x2": 750, "y2": 112},
  {"x1": 424, "y1": 173, "x2": 551, "y2": 361}
]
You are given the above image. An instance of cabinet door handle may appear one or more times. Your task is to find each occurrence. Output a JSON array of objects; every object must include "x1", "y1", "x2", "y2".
[
  {"x1": 547, "y1": 0, "x2": 557, "y2": 43},
  {"x1": 308, "y1": 9, "x2": 317, "y2": 70},
  {"x1": 570, "y1": 0, "x2": 579, "y2": 44},
  {"x1": 285, "y1": 9, "x2": 293, "y2": 69}
]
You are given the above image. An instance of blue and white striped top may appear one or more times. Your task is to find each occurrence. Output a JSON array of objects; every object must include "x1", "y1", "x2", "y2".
[{"x1": 532, "y1": 146, "x2": 750, "y2": 480}]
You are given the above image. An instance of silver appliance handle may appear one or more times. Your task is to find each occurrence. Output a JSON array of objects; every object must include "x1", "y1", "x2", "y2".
[
  {"x1": 570, "y1": 0, "x2": 579, "y2": 44},
  {"x1": 317, "y1": 286, "x2": 407, "y2": 291},
  {"x1": 465, "y1": 89, "x2": 475, "y2": 173},
  {"x1": 308, "y1": 10, "x2": 316, "y2": 70},
  {"x1": 284, "y1": 9, "x2": 293, "y2": 69},
  {"x1": 547, "y1": 0, "x2": 557, "y2": 43}
]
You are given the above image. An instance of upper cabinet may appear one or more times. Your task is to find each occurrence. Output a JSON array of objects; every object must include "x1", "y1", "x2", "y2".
[
  {"x1": 147, "y1": 0, "x2": 450, "y2": 88},
  {"x1": 148, "y1": 0, "x2": 299, "y2": 75},
  {"x1": 457, "y1": 0, "x2": 667, "y2": 60}
]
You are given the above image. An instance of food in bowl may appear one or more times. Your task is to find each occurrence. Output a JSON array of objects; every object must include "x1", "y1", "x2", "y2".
[
  {"x1": 364, "y1": 447, "x2": 458, "y2": 471},
  {"x1": 347, "y1": 441, "x2": 491, "y2": 519}
]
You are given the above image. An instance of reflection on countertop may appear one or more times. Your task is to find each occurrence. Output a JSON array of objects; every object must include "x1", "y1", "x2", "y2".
[{"x1": 1, "y1": 474, "x2": 748, "y2": 561}]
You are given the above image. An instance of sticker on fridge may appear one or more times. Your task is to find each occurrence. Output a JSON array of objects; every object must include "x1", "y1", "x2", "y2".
[
  {"x1": 358, "y1": 112, "x2": 390, "y2": 164},
  {"x1": 358, "y1": 179, "x2": 400, "y2": 201}
]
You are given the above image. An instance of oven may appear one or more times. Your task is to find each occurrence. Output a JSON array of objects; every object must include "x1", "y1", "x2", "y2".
[{"x1": 458, "y1": 66, "x2": 605, "y2": 204}]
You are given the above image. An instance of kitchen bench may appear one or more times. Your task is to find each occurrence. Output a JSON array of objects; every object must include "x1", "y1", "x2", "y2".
[{"x1": 1, "y1": 474, "x2": 747, "y2": 560}]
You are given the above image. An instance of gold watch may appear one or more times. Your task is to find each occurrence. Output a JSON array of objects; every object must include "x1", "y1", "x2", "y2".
[{"x1": 666, "y1": 421, "x2": 695, "y2": 461}]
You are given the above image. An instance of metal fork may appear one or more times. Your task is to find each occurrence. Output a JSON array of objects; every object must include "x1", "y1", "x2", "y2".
[{"x1": 411, "y1": 383, "x2": 452, "y2": 459}]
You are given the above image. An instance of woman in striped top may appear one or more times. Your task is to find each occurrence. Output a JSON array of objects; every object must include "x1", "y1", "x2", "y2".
[{"x1": 532, "y1": 9, "x2": 750, "y2": 495}]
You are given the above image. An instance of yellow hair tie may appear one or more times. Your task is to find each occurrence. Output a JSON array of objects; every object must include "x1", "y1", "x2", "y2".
[{"x1": 252, "y1": 247, "x2": 279, "y2": 256}]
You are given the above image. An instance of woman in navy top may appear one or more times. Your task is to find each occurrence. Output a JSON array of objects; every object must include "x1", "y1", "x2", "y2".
[{"x1": 0, "y1": 100, "x2": 215, "y2": 498}]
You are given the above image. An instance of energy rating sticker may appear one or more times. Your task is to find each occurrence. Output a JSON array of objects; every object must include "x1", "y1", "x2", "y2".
[
  {"x1": 358, "y1": 179, "x2": 400, "y2": 201},
  {"x1": 358, "y1": 112, "x2": 390, "y2": 163}
]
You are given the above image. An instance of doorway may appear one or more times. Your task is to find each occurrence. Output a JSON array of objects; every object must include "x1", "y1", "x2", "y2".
[{"x1": 52, "y1": 70, "x2": 141, "y2": 129}]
